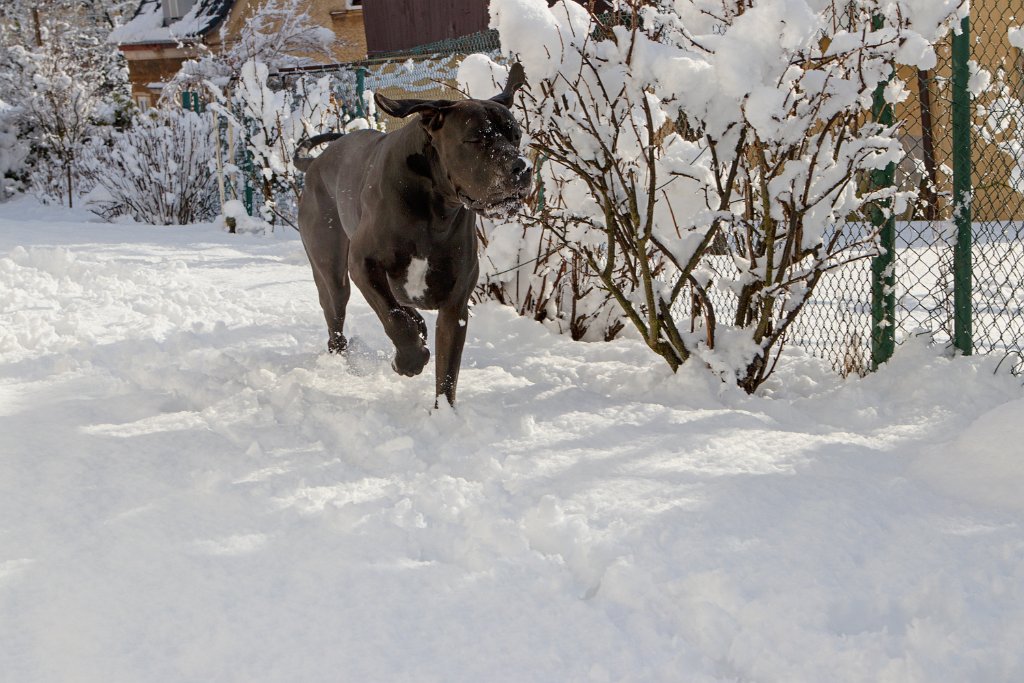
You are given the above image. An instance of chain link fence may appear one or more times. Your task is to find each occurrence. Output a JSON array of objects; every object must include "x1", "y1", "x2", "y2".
[
  {"x1": 265, "y1": 8, "x2": 1023, "y2": 375},
  {"x1": 966, "y1": 1, "x2": 1024, "y2": 372},
  {"x1": 364, "y1": 31, "x2": 500, "y2": 131},
  {"x1": 280, "y1": 30, "x2": 500, "y2": 131},
  {"x1": 891, "y1": 2, "x2": 1024, "y2": 373}
]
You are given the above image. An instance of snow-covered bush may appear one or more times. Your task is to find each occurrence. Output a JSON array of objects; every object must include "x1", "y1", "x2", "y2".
[
  {"x1": 475, "y1": 0, "x2": 965, "y2": 391},
  {"x1": 83, "y1": 108, "x2": 218, "y2": 225},
  {"x1": 473, "y1": 201, "x2": 624, "y2": 341},
  {"x1": 460, "y1": 55, "x2": 623, "y2": 341}
]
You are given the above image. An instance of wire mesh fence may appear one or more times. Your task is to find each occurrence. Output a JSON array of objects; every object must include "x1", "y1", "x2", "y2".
[
  {"x1": 895, "y1": 2, "x2": 1024, "y2": 372},
  {"x1": 967, "y1": 1, "x2": 1024, "y2": 371},
  {"x1": 361, "y1": 31, "x2": 500, "y2": 131}
]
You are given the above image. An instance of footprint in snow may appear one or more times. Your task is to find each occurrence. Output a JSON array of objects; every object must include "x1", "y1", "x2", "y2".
[{"x1": 339, "y1": 336, "x2": 391, "y2": 376}]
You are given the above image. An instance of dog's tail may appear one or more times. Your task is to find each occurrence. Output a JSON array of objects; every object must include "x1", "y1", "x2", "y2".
[{"x1": 293, "y1": 132, "x2": 345, "y2": 172}]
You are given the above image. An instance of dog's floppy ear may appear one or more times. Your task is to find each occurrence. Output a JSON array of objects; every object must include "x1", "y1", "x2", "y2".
[
  {"x1": 374, "y1": 93, "x2": 455, "y2": 130},
  {"x1": 490, "y1": 62, "x2": 526, "y2": 108}
]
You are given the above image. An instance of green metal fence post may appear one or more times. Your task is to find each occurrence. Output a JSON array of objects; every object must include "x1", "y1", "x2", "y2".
[
  {"x1": 952, "y1": 15, "x2": 973, "y2": 356},
  {"x1": 181, "y1": 91, "x2": 204, "y2": 114},
  {"x1": 355, "y1": 66, "x2": 367, "y2": 117},
  {"x1": 870, "y1": 15, "x2": 897, "y2": 368}
]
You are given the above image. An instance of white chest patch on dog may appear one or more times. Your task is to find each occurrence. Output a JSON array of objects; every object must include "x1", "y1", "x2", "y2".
[{"x1": 404, "y1": 257, "x2": 429, "y2": 300}]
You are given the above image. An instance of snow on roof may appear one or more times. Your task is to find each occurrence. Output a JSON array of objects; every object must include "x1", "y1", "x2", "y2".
[{"x1": 108, "y1": 0, "x2": 234, "y2": 45}]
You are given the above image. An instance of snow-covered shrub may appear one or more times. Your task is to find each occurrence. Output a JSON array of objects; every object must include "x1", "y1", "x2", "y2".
[
  {"x1": 473, "y1": 213, "x2": 624, "y2": 340},
  {"x1": 478, "y1": 0, "x2": 965, "y2": 391},
  {"x1": 83, "y1": 108, "x2": 217, "y2": 225},
  {"x1": 160, "y1": 0, "x2": 350, "y2": 230}
]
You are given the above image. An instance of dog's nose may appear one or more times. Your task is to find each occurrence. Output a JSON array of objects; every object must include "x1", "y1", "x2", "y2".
[
  {"x1": 512, "y1": 156, "x2": 530, "y2": 176},
  {"x1": 512, "y1": 156, "x2": 532, "y2": 186}
]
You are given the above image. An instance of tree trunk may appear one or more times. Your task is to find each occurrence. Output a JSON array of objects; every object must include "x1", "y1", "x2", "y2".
[
  {"x1": 66, "y1": 159, "x2": 73, "y2": 209},
  {"x1": 32, "y1": 8, "x2": 43, "y2": 47},
  {"x1": 917, "y1": 69, "x2": 939, "y2": 221}
]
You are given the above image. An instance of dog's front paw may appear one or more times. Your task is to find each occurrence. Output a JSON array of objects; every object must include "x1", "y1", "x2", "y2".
[
  {"x1": 327, "y1": 333, "x2": 348, "y2": 354},
  {"x1": 392, "y1": 344, "x2": 429, "y2": 377}
]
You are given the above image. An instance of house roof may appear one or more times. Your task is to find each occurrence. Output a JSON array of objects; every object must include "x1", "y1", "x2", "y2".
[{"x1": 109, "y1": 0, "x2": 235, "y2": 46}]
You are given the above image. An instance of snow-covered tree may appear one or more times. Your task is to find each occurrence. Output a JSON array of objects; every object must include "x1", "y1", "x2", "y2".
[
  {"x1": 0, "y1": 0, "x2": 135, "y2": 49},
  {"x1": 7, "y1": 43, "x2": 113, "y2": 207},
  {"x1": 471, "y1": 0, "x2": 965, "y2": 391},
  {"x1": 0, "y1": 100, "x2": 29, "y2": 199},
  {"x1": 0, "y1": 0, "x2": 131, "y2": 205}
]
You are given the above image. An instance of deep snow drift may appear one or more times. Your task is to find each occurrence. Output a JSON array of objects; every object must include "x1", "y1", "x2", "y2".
[{"x1": 1, "y1": 199, "x2": 1022, "y2": 683}]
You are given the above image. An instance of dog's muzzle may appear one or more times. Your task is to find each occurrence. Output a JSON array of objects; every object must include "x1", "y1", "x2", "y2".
[{"x1": 461, "y1": 161, "x2": 533, "y2": 220}]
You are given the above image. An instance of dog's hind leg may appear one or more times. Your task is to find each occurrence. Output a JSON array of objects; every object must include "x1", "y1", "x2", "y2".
[
  {"x1": 435, "y1": 302, "x2": 469, "y2": 406},
  {"x1": 299, "y1": 177, "x2": 351, "y2": 354},
  {"x1": 311, "y1": 237, "x2": 351, "y2": 354}
]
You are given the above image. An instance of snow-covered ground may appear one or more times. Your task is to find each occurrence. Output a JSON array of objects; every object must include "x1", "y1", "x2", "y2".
[{"x1": 2, "y1": 198, "x2": 1023, "y2": 683}]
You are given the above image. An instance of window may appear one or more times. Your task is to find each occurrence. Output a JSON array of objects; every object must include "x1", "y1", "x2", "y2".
[
  {"x1": 346, "y1": 0, "x2": 362, "y2": 9},
  {"x1": 163, "y1": 0, "x2": 196, "y2": 24},
  {"x1": 135, "y1": 94, "x2": 151, "y2": 112}
]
